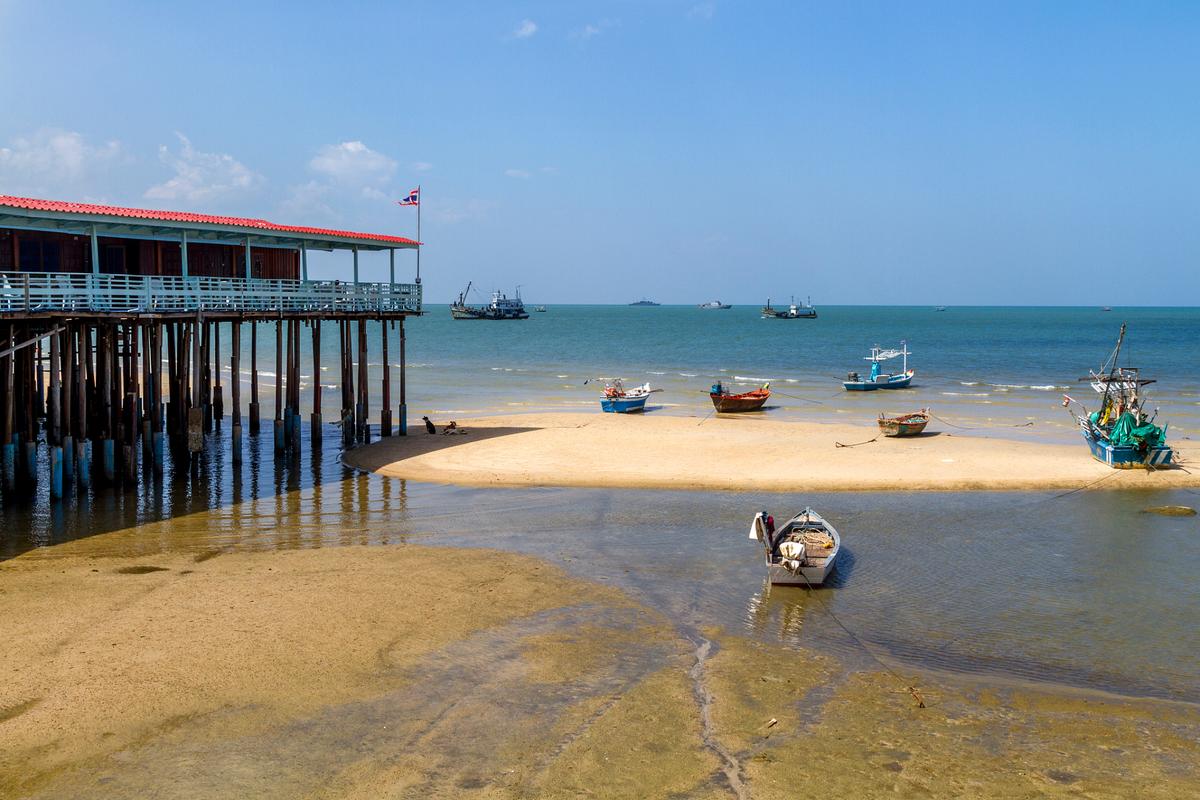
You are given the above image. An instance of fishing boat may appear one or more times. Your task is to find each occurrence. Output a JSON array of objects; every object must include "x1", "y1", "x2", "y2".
[
  {"x1": 843, "y1": 342, "x2": 914, "y2": 390},
  {"x1": 877, "y1": 409, "x2": 930, "y2": 437},
  {"x1": 450, "y1": 282, "x2": 529, "y2": 320},
  {"x1": 710, "y1": 381, "x2": 770, "y2": 412},
  {"x1": 629, "y1": 298, "x2": 661, "y2": 307},
  {"x1": 934, "y1": 306, "x2": 947, "y2": 312},
  {"x1": 699, "y1": 300, "x2": 732, "y2": 310},
  {"x1": 748, "y1": 508, "x2": 840, "y2": 586},
  {"x1": 600, "y1": 379, "x2": 654, "y2": 413},
  {"x1": 533, "y1": 305, "x2": 547, "y2": 312},
  {"x1": 761, "y1": 296, "x2": 817, "y2": 319},
  {"x1": 1062, "y1": 324, "x2": 1173, "y2": 469}
]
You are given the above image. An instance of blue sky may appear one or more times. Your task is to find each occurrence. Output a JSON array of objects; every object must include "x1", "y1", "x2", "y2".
[{"x1": 1, "y1": 1, "x2": 1197, "y2": 305}]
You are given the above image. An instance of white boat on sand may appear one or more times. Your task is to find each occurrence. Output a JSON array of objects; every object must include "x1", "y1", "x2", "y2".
[{"x1": 749, "y1": 508, "x2": 841, "y2": 585}]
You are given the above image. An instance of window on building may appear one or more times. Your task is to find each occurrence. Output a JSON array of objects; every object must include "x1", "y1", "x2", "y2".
[{"x1": 17, "y1": 237, "x2": 62, "y2": 272}]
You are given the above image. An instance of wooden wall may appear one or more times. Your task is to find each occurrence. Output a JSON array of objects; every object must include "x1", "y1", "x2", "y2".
[{"x1": 0, "y1": 228, "x2": 301, "y2": 280}]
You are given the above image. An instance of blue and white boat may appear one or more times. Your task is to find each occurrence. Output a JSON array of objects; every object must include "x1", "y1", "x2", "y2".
[
  {"x1": 600, "y1": 379, "x2": 653, "y2": 413},
  {"x1": 843, "y1": 343, "x2": 914, "y2": 391},
  {"x1": 1064, "y1": 324, "x2": 1173, "y2": 469}
]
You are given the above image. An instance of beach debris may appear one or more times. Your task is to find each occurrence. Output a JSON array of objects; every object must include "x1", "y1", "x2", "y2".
[
  {"x1": 764, "y1": 717, "x2": 778, "y2": 729},
  {"x1": 1142, "y1": 505, "x2": 1197, "y2": 517},
  {"x1": 422, "y1": 416, "x2": 436, "y2": 434}
]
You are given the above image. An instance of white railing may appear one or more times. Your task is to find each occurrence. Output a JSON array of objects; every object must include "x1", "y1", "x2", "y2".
[{"x1": 0, "y1": 272, "x2": 421, "y2": 314}]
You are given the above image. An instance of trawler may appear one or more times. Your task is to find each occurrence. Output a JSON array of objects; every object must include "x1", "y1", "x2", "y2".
[
  {"x1": 761, "y1": 296, "x2": 817, "y2": 319},
  {"x1": 450, "y1": 282, "x2": 529, "y2": 320},
  {"x1": 1062, "y1": 324, "x2": 1173, "y2": 468}
]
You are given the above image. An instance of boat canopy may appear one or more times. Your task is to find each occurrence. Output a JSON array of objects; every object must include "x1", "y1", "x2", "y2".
[{"x1": 866, "y1": 348, "x2": 908, "y2": 361}]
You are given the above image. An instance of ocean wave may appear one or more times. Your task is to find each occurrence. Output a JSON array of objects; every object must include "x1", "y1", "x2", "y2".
[
  {"x1": 679, "y1": 372, "x2": 697, "y2": 377},
  {"x1": 648, "y1": 371, "x2": 667, "y2": 375},
  {"x1": 733, "y1": 375, "x2": 773, "y2": 382},
  {"x1": 941, "y1": 391, "x2": 990, "y2": 397},
  {"x1": 989, "y1": 383, "x2": 1069, "y2": 391},
  {"x1": 557, "y1": 375, "x2": 569, "y2": 378}
]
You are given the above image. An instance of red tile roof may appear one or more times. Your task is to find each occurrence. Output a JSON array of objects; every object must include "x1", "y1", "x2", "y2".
[{"x1": 0, "y1": 195, "x2": 418, "y2": 246}]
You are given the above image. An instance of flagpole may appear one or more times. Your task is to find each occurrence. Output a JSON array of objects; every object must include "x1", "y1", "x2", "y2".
[{"x1": 415, "y1": 184, "x2": 421, "y2": 284}]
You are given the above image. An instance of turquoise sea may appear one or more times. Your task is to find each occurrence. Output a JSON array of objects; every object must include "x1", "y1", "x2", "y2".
[{"x1": 389, "y1": 305, "x2": 1200, "y2": 441}]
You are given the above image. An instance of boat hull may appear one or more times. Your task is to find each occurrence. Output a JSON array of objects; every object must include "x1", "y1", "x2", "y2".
[
  {"x1": 844, "y1": 371, "x2": 914, "y2": 391},
  {"x1": 600, "y1": 395, "x2": 649, "y2": 413},
  {"x1": 451, "y1": 306, "x2": 529, "y2": 320},
  {"x1": 710, "y1": 391, "x2": 769, "y2": 412},
  {"x1": 878, "y1": 414, "x2": 929, "y2": 437},
  {"x1": 1082, "y1": 428, "x2": 1173, "y2": 469},
  {"x1": 766, "y1": 559, "x2": 835, "y2": 585}
]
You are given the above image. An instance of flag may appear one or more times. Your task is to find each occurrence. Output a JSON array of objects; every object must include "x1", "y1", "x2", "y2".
[{"x1": 397, "y1": 187, "x2": 420, "y2": 206}]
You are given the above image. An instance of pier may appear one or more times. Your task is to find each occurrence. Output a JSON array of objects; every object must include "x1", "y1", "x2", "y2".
[{"x1": 0, "y1": 195, "x2": 421, "y2": 501}]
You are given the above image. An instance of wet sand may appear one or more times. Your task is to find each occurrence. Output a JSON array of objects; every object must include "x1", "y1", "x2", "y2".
[
  {"x1": 345, "y1": 412, "x2": 1200, "y2": 492},
  {"x1": 3, "y1": 542, "x2": 1198, "y2": 798}
]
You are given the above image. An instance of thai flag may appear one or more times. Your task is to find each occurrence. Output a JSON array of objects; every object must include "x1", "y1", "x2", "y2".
[{"x1": 397, "y1": 187, "x2": 420, "y2": 206}]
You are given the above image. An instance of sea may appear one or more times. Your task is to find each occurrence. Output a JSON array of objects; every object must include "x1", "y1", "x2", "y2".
[{"x1": 5, "y1": 305, "x2": 1200, "y2": 702}]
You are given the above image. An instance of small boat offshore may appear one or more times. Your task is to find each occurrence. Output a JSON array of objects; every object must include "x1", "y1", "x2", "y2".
[
  {"x1": 450, "y1": 282, "x2": 529, "y2": 320},
  {"x1": 749, "y1": 508, "x2": 841, "y2": 586},
  {"x1": 699, "y1": 300, "x2": 732, "y2": 309},
  {"x1": 761, "y1": 296, "x2": 817, "y2": 319},
  {"x1": 600, "y1": 379, "x2": 654, "y2": 413},
  {"x1": 709, "y1": 380, "x2": 770, "y2": 412},
  {"x1": 1063, "y1": 324, "x2": 1173, "y2": 469},
  {"x1": 844, "y1": 342, "x2": 914, "y2": 390},
  {"x1": 877, "y1": 409, "x2": 930, "y2": 437}
]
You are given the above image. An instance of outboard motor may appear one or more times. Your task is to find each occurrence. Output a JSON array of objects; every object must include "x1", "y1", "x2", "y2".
[{"x1": 847, "y1": 371, "x2": 859, "y2": 382}]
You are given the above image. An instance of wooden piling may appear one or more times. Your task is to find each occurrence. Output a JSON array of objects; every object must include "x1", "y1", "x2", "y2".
[
  {"x1": 310, "y1": 320, "x2": 322, "y2": 443},
  {"x1": 380, "y1": 319, "x2": 392, "y2": 436},
  {"x1": 249, "y1": 320, "x2": 260, "y2": 435},
  {"x1": 231, "y1": 319, "x2": 242, "y2": 465}
]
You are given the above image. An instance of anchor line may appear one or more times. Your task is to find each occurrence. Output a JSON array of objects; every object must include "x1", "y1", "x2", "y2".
[
  {"x1": 791, "y1": 567, "x2": 926, "y2": 709},
  {"x1": 928, "y1": 412, "x2": 1034, "y2": 431}
]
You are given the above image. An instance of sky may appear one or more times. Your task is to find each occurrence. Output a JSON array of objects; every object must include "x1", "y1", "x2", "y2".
[{"x1": 0, "y1": 1, "x2": 1197, "y2": 305}]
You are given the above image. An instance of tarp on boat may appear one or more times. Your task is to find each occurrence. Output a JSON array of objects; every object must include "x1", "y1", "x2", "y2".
[{"x1": 1092, "y1": 411, "x2": 1164, "y2": 449}]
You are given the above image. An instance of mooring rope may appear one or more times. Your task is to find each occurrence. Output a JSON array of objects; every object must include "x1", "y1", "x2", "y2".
[
  {"x1": 928, "y1": 412, "x2": 1034, "y2": 431},
  {"x1": 791, "y1": 567, "x2": 926, "y2": 708},
  {"x1": 834, "y1": 435, "x2": 879, "y2": 448}
]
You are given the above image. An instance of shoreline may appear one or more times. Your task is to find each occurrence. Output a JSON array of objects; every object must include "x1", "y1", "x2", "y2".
[{"x1": 344, "y1": 411, "x2": 1200, "y2": 492}]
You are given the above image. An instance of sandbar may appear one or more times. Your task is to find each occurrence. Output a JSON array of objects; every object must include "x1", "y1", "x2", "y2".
[{"x1": 345, "y1": 412, "x2": 1200, "y2": 492}]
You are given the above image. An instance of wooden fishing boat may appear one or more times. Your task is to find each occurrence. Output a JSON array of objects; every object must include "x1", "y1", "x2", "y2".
[
  {"x1": 843, "y1": 342, "x2": 914, "y2": 390},
  {"x1": 710, "y1": 381, "x2": 770, "y2": 412},
  {"x1": 748, "y1": 508, "x2": 840, "y2": 586},
  {"x1": 600, "y1": 379, "x2": 654, "y2": 413},
  {"x1": 877, "y1": 409, "x2": 930, "y2": 437}
]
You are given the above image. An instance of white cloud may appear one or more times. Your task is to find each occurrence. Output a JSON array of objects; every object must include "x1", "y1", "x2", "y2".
[
  {"x1": 512, "y1": 19, "x2": 537, "y2": 39},
  {"x1": 411, "y1": 161, "x2": 434, "y2": 173},
  {"x1": 309, "y1": 141, "x2": 397, "y2": 186},
  {"x1": 504, "y1": 168, "x2": 531, "y2": 179},
  {"x1": 688, "y1": 2, "x2": 716, "y2": 20},
  {"x1": 572, "y1": 19, "x2": 617, "y2": 40},
  {"x1": 144, "y1": 133, "x2": 261, "y2": 205},
  {"x1": 0, "y1": 128, "x2": 121, "y2": 195}
]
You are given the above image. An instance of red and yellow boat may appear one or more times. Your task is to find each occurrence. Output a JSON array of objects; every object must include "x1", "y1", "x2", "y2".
[{"x1": 710, "y1": 381, "x2": 770, "y2": 413}]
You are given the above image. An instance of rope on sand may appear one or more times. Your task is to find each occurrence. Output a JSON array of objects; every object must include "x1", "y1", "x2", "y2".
[
  {"x1": 835, "y1": 435, "x2": 879, "y2": 448},
  {"x1": 929, "y1": 412, "x2": 1034, "y2": 431}
]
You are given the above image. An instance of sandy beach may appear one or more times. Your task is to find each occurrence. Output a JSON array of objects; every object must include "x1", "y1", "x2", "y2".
[
  {"x1": 345, "y1": 412, "x2": 1200, "y2": 492},
  {"x1": 3, "y1": 541, "x2": 1198, "y2": 798}
]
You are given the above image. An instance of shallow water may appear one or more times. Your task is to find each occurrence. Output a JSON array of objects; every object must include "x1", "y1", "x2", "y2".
[{"x1": 6, "y1": 426, "x2": 1199, "y2": 704}]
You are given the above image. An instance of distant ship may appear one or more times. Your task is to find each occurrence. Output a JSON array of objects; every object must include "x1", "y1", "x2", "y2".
[
  {"x1": 698, "y1": 300, "x2": 732, "y2": 310},
  {"x1": 629, "y1": 298, "x2": 661, "y2": 306},
  {"x1": 533, "y1": 305, "x2": 547, "y2": 312},
  {"x1": 451, "y1": 281, "x2": 529, "y2": 320},
  {"x1": 762, "y1": 296, "x2": 817, "y2": 319},
  {"x1": 934, "y1": 306, "x2": 947, "y2": 312}
]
